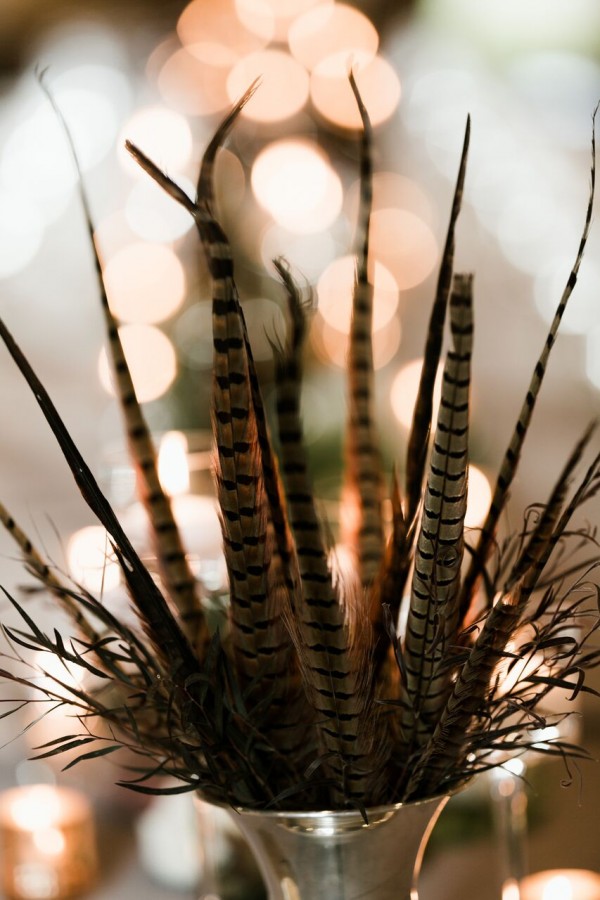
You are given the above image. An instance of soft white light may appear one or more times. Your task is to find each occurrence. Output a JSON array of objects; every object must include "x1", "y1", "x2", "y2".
[
  {"x1": 67, "y1": 525, "x2": 121, "y2": 593},
  {"x1": 390, "y1": 359, "x2": 443, "y2": 431},
  {"x1": 104, "y1": 243, "x2": 187, "y2": 324},
  {"x1": 261, "y1": 225, "x2": 337, "y2": 281},
  {"x1": 227, "y1": 50, "x2": 309, "y2": 122},
  {"x1": 465, "y1": 465, "x2": 492, "y2": 529},
  {"x1": 119, "y1": 107, "x2": 193, "y2": 176},
  {"x1": 317, "y1": 255, "x2": 398, "y2": 334},
  {"x1": 10, "y1": 786, "x2": 63, "y2": 831},
  {"x1": 0, "y1": 189, "x2": 44, "y2": 278},
  {"x1": 585, "y1": 329, "x2": 600, "y2": 390},
  {"x1": 535, "y1": 259, "x2": 600, "y2": 335},
  {"x1": 543, "y1": 875, "x2": 573, "y2": 900},
  {"x1": 98, "y1": 324, "x2": 177, "y2": 402},
  {"x1": 158, "y1": 432, "x2": 190, "y2": 496},
  {"x1": 125, "y1": 177, "x2": 195, "y2": 243},
  {"x1": 252, "y1": 141, "x2": 343, "y2": 234}
]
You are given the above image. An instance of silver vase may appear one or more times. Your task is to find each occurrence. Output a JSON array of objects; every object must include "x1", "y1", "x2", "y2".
[{"x1": 220, "y1": 794, "x2": 449, "y2": 900}]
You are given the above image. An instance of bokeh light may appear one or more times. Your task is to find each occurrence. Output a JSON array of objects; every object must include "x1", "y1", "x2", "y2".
[
  {"x1": 311, "y1": 55, "x2": 401, "y2": 129},
  {"x1": 227, "y1": 50, "x2": 309, "y2": 122},
  {"x1": 260, "y1": 225, "x2": 337, "y2": 281},
  {"x1": 0, "y1": 189, "x2": 44, "y2": 278},
  {"x1": 98, "y1": 324, "x2": 177, "y2": 402},
  {"x1": 317, "y1": 255, "x2": 399, "y2": 333},
  {"x1": 118, "y1": 106, "x2": 193, "y2": 175},
  {"x1": 311, "y1": 315, "x2": 401, "y2": 370},
  {"x1": 157, "y1": 48, "x2": 231, "y2": 117},
  {"x1": 535, "y1": 258, "x2": 600, "y2": 335},
  {"x1": 104, "y1": 243, "x2": 187, "y2": 324},
  {"x1": 173, "y1": 301, "x2": 213, "y2": 370},
  {"x1": 67, "y1": 525, "x2": 121, "y2": 594},
  {"x1": 178, "y1": 0, "x2": 273, "y2": 64},
  {"x1": 465, "y1": 465, "x2": 492, "y2": 529},
  {"x1": 369, "y1": 209, "x2": 438, "y2": 290},
  {"x1": 346, "y1": 173, "x2": 434, "y2": 230},
  {"x1": 289, "y1": 4, "x2": 378, "y2": 73},
  {"x1": 236, "y1": 0, "x2": 334, "y2": 42},
  {"x1": 390, "y1": 358, "x2": 443, "y2": 430},
  {"x1": 125, "y1": 176, "x2": 195, "y2": 243},
  {"x1": 496, "y1": 190, "x2": 562, "y2": 274},
  {"x1": 158, "y1": 431, "x2": 190, "y2": 496},
  {"x1": 252, "y1": 140, "x2": 343, "y2": 234}
]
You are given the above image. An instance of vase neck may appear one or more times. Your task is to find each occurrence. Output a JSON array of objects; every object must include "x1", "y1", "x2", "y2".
[{"x1": 226, "y1": 795, "x2": 449, "y2": 900}]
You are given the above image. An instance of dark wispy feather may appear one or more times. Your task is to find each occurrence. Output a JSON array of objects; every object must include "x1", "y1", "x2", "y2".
[
  {"x1": 37, "y1": 75, "x2": 207, "y2": 657},
  {"x1": 459, "y1": 105, "x2": 598, "y2": 619}
]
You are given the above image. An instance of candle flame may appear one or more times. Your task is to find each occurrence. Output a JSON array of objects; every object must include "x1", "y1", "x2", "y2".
[{"x1": 158, "y1": 431, "x2": 190, "y2": 496}]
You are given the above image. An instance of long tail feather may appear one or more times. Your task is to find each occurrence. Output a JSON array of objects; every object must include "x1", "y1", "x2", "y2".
[
  {"x1": 459, "y1": 107, "x2": 598, "y2": 617},
  {"x1": 405, "y1": 116, "x2": 471, "y2": 526},
  {"x1": 39, "y1": 75, "x2": 207, "y2": 657},
  {"x1": 342, "y1": 71, "x2": 386, "y2": 587},
  {"x1": 401, "y1": 274, "x2": 473, "y2": 749}
]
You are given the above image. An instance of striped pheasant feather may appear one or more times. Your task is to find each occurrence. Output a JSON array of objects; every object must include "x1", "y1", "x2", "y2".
[
  {"x1": 127, "y1": 87, "x2": 297, "y2": 693},
  {"x1": 401, "y1": 274, "x2": 473, "y2": 750},
  {"x1": 405, "y1": 117, "x2": 471, "y2": 528},
  {"x1": 196, "y1": 84, "x2": 299, "y2": 601},
  {"x1": 459, "y1": 107, "x2": 597, "y2": 618},
  {"x1": 39, "y1": 78, "x2": 207, "y2": 657},
  {"x1": 271, "y1": 258, "x2": 377, "y2": 804},
  {"x1": 404, "y1": 585, "x2": 524, "y2": 800},
  {"x1": 342, "y1": 72, "x2": 386, "y2": 588},
  {"x1": 0, "y1": 501, "x2": 100, "y2": 644}
]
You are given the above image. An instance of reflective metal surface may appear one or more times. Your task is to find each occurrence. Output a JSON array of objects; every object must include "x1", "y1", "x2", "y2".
[{"x1": 226, "y1": 795, "x2": 449, "y2": 900}]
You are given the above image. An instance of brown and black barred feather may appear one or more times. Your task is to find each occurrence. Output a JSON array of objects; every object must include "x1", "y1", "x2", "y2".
[
  {"x1": 0, "y1": 501, "x2": 101, "y2": 644},
  {"x1": 401, "y1": 274, "x2": 473, "y2": 750},
  {"x1": 404, "y1": 116, "x2": 471, "y2": 527},
  {"x1": 342, "y1": 71, "x2": 386, "y2": 588},
  {"x1": 272, "y1": 257, "x2": 377, "y2": 805},
  {"x1": 459, "y1": 107, "x2": 597, "y2": 619},
  {"x1": 38, "y1": 77, "x2": 207, "y2": 657},
  {"x1": 127, "y1": 87, "x2": 296, "y2": 695},
  {"x1": 0, "y1": 318, "x2": 199, "y2": 681}
]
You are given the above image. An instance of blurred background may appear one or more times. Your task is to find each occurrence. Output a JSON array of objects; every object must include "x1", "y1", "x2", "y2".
[{"x1": 0, "y1": 0, "x2": 599, "y2": 897}]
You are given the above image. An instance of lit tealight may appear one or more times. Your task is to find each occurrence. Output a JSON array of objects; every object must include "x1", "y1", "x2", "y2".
[
  {"x1": 289, "y1": 3, "x2": 378, "y2": 73},
  {"x1": 104, "y1": 243, "x2": 186, "y2": 325},
  {"x1": 67, "y1": 525, "x2": 121, "y2": 594},
  {"x1": 125, "y1": 176, "x2": 195, "y2": 243},
  {"x1": 118, "y1": 106, "x2": 193, "y2": 176},
  {"x1": 520, "y1": 869, "x2": 600, "y2": 900},
  {"x1": 251, "y1": 140, "x2": 343, "y2": 234},
  {"x1": 178, "y1": 0, "x2": 273, "y2": 64},
  {"x1": 310, "y1": 54, "x2": 401, "y2": 130},
  {"x1": 369, "y1": 208, "x2": 438, "y2": 290},
  {"x1": 390, "y1": 358, "x2": 443, "y2": 431},
  {"x1": 0, "y1": 784, "x2": 97, "y2": 900},
  {"x1": 227, "y1": 50, "x2": 309, "y2": 122},
  {"x1": 157, "y1": 48, "x2": 231, "y2": 117},
  {"x1": 98, "y1": 324, "x2": 177, "y2": 403},
  {"x1": 317, "y1": 255, "x2": 398, "y2": 334}
]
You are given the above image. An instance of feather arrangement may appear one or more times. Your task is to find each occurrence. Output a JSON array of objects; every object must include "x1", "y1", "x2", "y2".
[{"x1": 0, "y1": 81, "x2": 599, "y2": 813}]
